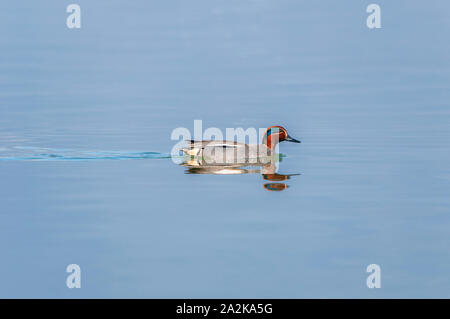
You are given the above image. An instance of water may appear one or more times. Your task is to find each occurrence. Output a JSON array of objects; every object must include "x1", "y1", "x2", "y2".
[{"x1": 1, "y1": 0, "x2": 449, "y2": 298}]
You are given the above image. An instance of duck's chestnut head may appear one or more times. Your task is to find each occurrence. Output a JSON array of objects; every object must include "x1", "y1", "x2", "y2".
[{"x1": 263, "y1": 126, "x2": 301, "y2": 149}]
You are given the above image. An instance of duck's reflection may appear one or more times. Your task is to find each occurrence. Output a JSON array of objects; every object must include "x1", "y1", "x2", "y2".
[{"x1": 181, "y1": 157, "x2": 299, "y2": 192}]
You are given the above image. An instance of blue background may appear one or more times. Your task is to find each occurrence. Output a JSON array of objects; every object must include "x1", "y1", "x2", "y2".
[{"x1": 0, "y1": 0, "x2": 449, "y2": 297}]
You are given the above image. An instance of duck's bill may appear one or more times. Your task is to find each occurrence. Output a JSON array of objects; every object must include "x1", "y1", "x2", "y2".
[{"x1": 285, "y1": 135, "x2": 301, "y2": 143}]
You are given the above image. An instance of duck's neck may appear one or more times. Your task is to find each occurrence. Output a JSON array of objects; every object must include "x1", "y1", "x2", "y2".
[{"x1": 264, "y1": 135, "x2": 279, "y2": 150}]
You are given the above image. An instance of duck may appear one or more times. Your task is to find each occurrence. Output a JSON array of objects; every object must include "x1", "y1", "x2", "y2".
[{"x1": 181, "y1": 125, "x2": 300, "y2": 165}]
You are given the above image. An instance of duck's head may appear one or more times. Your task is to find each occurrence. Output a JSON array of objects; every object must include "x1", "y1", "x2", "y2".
[{"x1": 263, "y1": 126, "x2": 301, "y2": 149}]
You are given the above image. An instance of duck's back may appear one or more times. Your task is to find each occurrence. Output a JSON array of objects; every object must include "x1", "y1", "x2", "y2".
[{"x1": 181, "y1": 140, "x2": 272, "y2": 164}]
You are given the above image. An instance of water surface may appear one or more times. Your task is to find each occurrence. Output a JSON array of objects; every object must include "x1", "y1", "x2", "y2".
[{"x1": 1, "y1": 0, "x2": 450, "y2": 298}]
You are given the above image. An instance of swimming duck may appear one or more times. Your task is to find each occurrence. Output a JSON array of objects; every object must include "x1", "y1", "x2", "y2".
[{"x1": 181, "y1": 126, "x2": 300, "y2": 165}]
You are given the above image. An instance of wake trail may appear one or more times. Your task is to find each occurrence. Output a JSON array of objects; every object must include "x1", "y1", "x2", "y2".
[{"x1": 0, "y1": 146, "x2": 172, "y2": 161}]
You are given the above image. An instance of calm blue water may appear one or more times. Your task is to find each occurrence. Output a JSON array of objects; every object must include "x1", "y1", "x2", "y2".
[{"x1": 1, "y1": 0, "x2": 449, "y2": 298}]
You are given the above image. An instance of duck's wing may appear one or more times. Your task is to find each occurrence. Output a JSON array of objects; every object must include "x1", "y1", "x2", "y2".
[
  {"x1": 187, "y1": 140, "x2": 246, "y2": 148},
  {"x1": 182, "y1": 140, "x2": 246, "y2": 156}
]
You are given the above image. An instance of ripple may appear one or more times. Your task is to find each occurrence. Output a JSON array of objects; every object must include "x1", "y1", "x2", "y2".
[{"x1": 0, "y1": 147, "x2": 172, "y2": 161}]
